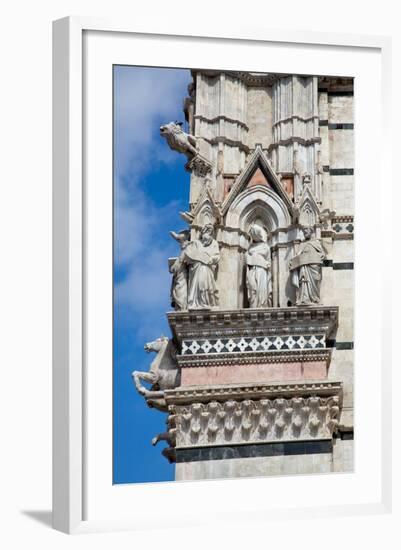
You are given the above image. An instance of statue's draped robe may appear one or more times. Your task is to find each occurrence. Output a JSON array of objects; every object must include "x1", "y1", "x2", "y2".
[
  {"x1": 170, "y1": 251, "x2": 188, "y2": 310},
  {"x1": 292, "y1": 239, "x2": 325, "y2": 305},
  {"x1": 184, "y1": 239, "x2": 220, "y2": 309},
  {"x1": 246, "y1": 241, "x2": 272, "y2": 308}
]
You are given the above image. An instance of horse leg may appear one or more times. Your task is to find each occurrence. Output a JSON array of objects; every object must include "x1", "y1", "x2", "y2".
[
  {"x1": 152, "y1": 429, "x2": 176, "y2": 447},
  {"x1": 132, "y1": 371, "x2": 156, "y2": 396},
  {"x1": 151, "y1": 432, "x2": 169, "y2": 446}
]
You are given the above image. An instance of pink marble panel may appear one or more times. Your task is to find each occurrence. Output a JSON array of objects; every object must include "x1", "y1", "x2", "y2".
[{"x1": 180, "y1": 361, "x2": 327, "y2": 386}]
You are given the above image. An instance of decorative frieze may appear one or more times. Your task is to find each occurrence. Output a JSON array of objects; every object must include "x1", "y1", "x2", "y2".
[
  {"x1": 321, "y1": 216, "x2": 354, "y2": 240},
  {"x1": 165, "y1": 381, "x2": 343, "y2": 404},
  {"x1": 168, "y1": 305, "x2": 339, "y2": 344},
  {"x1": 167, "y1": 391, "x2": 341, "y2": 449},
  {"x1": 181, "y1": 334, "x2": 325, "y2": 356}
]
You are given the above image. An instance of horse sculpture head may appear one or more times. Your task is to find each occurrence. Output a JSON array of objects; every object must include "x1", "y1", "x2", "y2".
[{"x1": 144, "y1": 335, "x2": 169, "y2": 353}]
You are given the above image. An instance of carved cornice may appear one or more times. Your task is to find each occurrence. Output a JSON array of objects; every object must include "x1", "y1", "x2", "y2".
[
  {"x1": 200, "y1": 135, "x2": 250, "y2": 154},
  {"x1": 166, "y1": 380, "x2": 343, "y2": 405},
  {"x1": 272, "y1": 115, "x2": 319, "y2": 126},
  {"x1": 233, "y1": 72, "x2": 287, "y2": 87},
  {"x1": 191, "y1": 71, "x2": 353, "y2": 92},
  {"x1": 194, "y1": 114, "x2": 249, "y2": 131},
  {"x1": 176, "y1": 348, "x2": 332, "y2": 368},
  {"x1": 268, "y1": 137, "x2": 321, "y2": 149},
  {"x1": 168, "y1": 306, "x2": 339, "y2": 345},
  {"x1": 169, "y1": 394, "x2": 341, "y2": 449},
  {"x1": 164, "y1": 381, "x2": 343, "y2": 450},
  {"x1": 184, "y1": 153, "x2": 212, "y2": 176},
  {"x1": 192, "y1": 70, "x2": 287, "y2": 87}
]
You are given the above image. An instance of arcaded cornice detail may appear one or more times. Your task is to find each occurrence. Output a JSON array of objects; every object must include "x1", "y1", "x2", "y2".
[
  {"x1": 318, "y1": 76, "x2": 354, "y2": 92},
  {"x1": 165, "y1": 380, "x2": 343, "y2": 404},
  {"x1": 191, "y1": 69, "x2": 287, "y2": 87},
  {"x1": 176, "y1": 348, "x2": 332, "y2": 368},
  {"x1": 168, "y1": 305, "x2": 339, "y2": 344},
  {"x1": 190, "y1": 70, "x2": 353, "y2": 92},
  {"x1": 169, "y1": 394, "x2": 342, "y2": 449}
]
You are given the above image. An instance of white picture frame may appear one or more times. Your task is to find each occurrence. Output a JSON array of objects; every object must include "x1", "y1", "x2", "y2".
[{"x1": 52, "y1": 16, "x2": 392, "y2": 534}]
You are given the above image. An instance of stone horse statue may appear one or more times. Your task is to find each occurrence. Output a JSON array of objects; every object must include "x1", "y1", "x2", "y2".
[{"x1": 132, "y1": 336, "x2": 179, "y2": 411}]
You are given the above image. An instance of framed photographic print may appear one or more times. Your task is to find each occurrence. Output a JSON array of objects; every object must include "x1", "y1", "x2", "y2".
[{"x1": 53, "y1": 17, "x2": 392, "y2": 534}]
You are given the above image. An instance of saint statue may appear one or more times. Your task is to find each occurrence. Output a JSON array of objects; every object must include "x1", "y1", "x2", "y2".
[
  {"x1": 246, "y1": 223, "x2": 272, "y2": 308},
  {"x1": 183, "y1": 224, "x2": 220, "y2": 310},
  {"x1": 169, "y1": 230, "x2": 190, "y2": 311},
  {"x1": 289, "y1": 227, "x2": 326, "y2": 305}
]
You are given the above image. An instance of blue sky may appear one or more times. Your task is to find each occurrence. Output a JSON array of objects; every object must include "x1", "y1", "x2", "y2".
[{"x1": 113, "y1": 65, "x2": 191, "y2": 484}]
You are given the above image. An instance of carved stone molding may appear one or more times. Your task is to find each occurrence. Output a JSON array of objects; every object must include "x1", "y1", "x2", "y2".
[
  {"x1": 168, "y1": 306, "x2": 339, "y2": 345},
  {"x1": 193, "y1": 114, "x2": 250, "y2": 131},
  {"x1": 176, "y1": 348, "x2": 332, "y2": 368},
  {"x1": 165, "y1": 380, "x2": 343, "y2": 405},
  {"x1": 168, "y1": 392, "x2": 342, "y2": 449},
  {"x1": 192, "y1": 70, "x2": 287, "y2": 88},
  {"x1": 321, "y1": 216, "x2": 354, "y2": 240},
  {"x1": 184, "y1": 153, "x2": 212, "y2": 177},
  {"x1": 181, "y1": 333, "x2": 325, "y2": 356}
]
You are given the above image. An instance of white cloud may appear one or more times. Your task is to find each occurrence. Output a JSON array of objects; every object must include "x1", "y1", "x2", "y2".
[
  {"x1": 114, "y1": 66, "x2": 190, "y2": 177},
  {"x1": 114, "y1": 66, "x2": 191, "y2": 322}
]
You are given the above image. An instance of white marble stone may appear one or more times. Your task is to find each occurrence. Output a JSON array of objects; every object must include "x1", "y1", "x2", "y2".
[{"x1": 147, "y1": 73, "x2": 355, "y2": 480}]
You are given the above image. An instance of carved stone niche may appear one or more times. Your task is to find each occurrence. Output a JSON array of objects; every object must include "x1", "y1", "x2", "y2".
[{"x1": 163, "y1": 381, "x2": 343, "y2": 458}]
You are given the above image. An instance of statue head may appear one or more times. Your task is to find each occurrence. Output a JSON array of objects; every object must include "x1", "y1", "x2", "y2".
[
  {"x1": 249, "y1": 223, "x2": 267, "y2": 243},
  {"x1": 200, "y1": 223, "x2": 214, "y2": 245},
  {"x1": 302, "y1": 226, "x2": 314, "y2": 240}
]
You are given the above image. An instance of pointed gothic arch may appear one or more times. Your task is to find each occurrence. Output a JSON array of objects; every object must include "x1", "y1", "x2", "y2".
[
  {"x1": 222, "y1": 145, "x2": 294, "y2": 219},
  {"x1": 297, "y1": 185, "x2": 320, "y2": 227},
  {"x1": 225, "y1": 185, "x2": 292, "y2": 232}
]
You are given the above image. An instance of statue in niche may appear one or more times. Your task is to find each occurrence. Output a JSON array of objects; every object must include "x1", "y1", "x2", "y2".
[
  {"x1": 169, "y1": 230, "x2": 191, "y2": 311},
  {"x1": 182, "y1": 223, "x2": 220, "y2": 310},
  {"x1": 246, "y1": 223, "x2": 272, "y2": 308},
  {"x1": 289, "y1": 227, "x2": 326, "y2": 305}
]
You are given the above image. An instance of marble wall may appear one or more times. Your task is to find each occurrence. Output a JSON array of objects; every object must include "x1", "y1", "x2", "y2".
[{"x1": 160, "y1": 73, "x2": 355, "y2": 479}]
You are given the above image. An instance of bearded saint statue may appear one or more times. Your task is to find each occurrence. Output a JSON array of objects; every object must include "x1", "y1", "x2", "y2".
[
  {"x1": 289, "y1": 226, "x2": 326, "y2": 305},
  {"x1": 169, "y1": 229, "x2": 191, "y2": 311},
  {"x1": 182, "y1": 224, "x2": 220, "y2": 310},
  {"x1": 246, "y1": 223, "x2": 272, "y2": 308}
]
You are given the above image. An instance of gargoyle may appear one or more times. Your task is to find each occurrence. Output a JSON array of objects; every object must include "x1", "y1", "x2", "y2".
[{"x1": 160, "y1": 121, "x2": 198, "y2": 160}]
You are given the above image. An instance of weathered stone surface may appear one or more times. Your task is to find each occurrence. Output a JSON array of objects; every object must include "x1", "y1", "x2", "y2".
[
  {"x1": 180, "y1": 361, "x2": 328, "y2": 386},
  {"x1": 175, "y1": 451, "x2": 333, "y2": 480},
  {"x1": 135, "y1": 71, "x2": 354, "y2": 479},
  {"x1": 169, "y1": 392, "x2": 341, "y2": 449},
  {"x1": 168, "y1": 305, "x2": 338, "y2": 345}
]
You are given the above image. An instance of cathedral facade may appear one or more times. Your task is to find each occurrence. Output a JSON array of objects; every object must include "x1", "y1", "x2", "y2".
[{"x1": 133, "y1": 70, "x2": 354, "y2": 480}]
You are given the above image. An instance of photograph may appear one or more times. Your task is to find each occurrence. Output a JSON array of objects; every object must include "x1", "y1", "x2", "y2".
[{"x1": 113, "y1": 65, "x2": 354, "y2": 484}]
